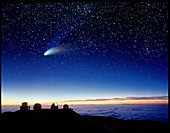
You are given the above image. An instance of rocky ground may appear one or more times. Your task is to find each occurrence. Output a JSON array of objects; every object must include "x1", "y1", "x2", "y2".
[{"x1": 1, "y1": 109, "x2": 169, "y2": 133}]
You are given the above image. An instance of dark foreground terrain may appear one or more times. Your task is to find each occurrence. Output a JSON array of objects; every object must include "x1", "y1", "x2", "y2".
[{"x1": 1, "y1": 109, "x2": 169, "y2": 133}]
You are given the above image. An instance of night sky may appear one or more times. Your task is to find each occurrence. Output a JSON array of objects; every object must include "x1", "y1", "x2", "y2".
[{"x1": 1, "y1": 2, "x2": 168, "y2": 104}]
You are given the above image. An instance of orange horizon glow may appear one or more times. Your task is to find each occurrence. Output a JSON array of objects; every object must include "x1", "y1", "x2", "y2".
[
  {"x1": 46, "y1": 99, "x2": 168, "y2": 105},
  {"x1": 2, "y1": 99, "x2": 168, "y2": 106}
]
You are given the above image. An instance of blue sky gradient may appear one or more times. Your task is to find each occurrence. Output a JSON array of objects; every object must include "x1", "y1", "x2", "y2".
[{"x1": 1, "y1": 2, "x2": 168, "y2": 104}]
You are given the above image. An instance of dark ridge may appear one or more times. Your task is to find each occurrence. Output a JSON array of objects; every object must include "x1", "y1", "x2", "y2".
[
  {"x1": 1, "y1": 109, "x2": 169, "y2": 133},
  {"x1": 1, "y1": 102, "x2": 169, "y2": 133}
]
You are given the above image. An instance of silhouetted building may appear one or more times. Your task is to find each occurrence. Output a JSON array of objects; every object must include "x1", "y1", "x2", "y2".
[
  {"x1": 20, "y1": 102, "x2": 30, "y2": 111},
  {"x1": 51, "y1": 103, "x2": 58, "y2": 110},
  {"x1": 33, "y1": 103, "x2": 42, "y2": 110},
  {"x1": 63, "y1": 104, "x2": 69, "y2": 109}
]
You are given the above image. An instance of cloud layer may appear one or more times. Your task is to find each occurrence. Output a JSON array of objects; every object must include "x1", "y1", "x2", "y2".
[{"x1": 61, "y1": 96, "x2": 168, "y2": 103}]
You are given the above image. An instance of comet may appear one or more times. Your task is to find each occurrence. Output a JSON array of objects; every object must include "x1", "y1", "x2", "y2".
[
  {"x1": 44, "y1": 45, "x2": 71, "y2": 56},
  {"x1": 44, "y1": 47, "x2": 61, "y2": 56}
]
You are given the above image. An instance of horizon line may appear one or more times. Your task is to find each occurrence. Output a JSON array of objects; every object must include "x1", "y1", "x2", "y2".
[{"x1": 2, "y1": 95, "x2": 168, "y2": 106}]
